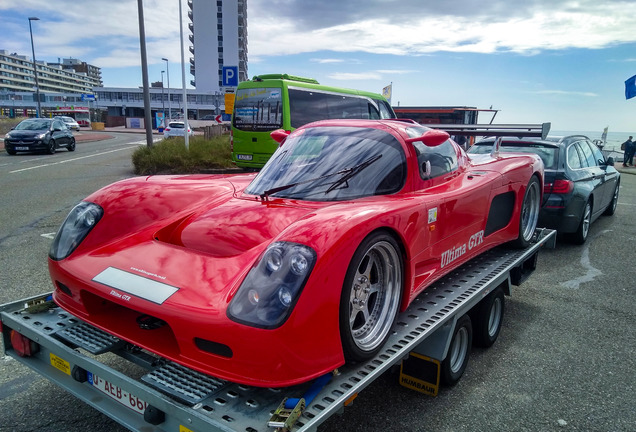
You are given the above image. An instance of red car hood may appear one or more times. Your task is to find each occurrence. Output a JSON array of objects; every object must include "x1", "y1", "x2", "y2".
[{"x1": 164, "y1": 195, "x2": 320, "y2": 257}]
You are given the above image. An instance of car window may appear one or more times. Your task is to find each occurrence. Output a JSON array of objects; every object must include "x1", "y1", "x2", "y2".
[
  {"x1": 16, "y1": 120, "x2": 50, "y2": 130},
  {"x1": 586, "y1": 140, "x2": 606, "y2": 166},
  {"x1": 169, "y1": 123, "x2": 185, "y2": 129},
  {"x1": 468, "y1": 142, "x2": 557, "y2": 169},
  {"x1": 576, "y1": 140, "x2": 597, "y2": 167},
  {"x1": 245, "y1": 126, "x2": 407, "y2": 201},
  {"x1": 567, "y1": 144, "x2": 584, "y2": 169},
  {"x1": 412, "y1": 139, "x2": 458, "y2": 179}
]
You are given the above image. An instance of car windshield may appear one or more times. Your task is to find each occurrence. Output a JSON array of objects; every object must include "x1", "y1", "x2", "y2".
[
  {"x1": 469, "y1": 141, "x2": 558, "y2": 170},
  {"x1": 245, "y1": 126, "x2": 407, "y2": 201},
  {"x1": 15, "y1": 120, "x2": 51, "y2": 131}
]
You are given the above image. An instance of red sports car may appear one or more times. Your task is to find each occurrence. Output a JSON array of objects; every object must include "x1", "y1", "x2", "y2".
[{"x1": 48, "y1": 119, "x2": 543, "y2": 387}]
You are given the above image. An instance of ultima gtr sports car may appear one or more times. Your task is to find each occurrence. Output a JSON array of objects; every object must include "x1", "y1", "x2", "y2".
[{"x1": 49, "y1": 119, "x2": 543, "y2": 387}]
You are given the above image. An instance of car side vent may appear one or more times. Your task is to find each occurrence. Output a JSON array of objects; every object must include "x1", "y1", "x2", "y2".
[{"x1": 484, "y1": 191, "x2": 515, "y2": 236}]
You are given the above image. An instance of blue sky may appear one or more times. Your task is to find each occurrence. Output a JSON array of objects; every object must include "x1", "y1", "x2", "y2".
[{"x1": 2, "y1": 0, "x2": 636, "y2": 133}]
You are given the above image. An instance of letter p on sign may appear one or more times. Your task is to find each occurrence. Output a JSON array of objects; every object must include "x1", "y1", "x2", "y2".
[{"x1": 223, "y1": 66, "x2": 239, "y2": 87}]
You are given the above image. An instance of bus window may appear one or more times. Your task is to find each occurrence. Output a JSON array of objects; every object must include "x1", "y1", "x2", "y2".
[
  {"x1": 374, "y1": 99, "x2": 396, "y2": 120},
  {"x1": 289, "y1": 88, "x2": 375, "y2": 128},
  {"x1": 233, "y1": 88, "x2": 283, "y2": 132}
]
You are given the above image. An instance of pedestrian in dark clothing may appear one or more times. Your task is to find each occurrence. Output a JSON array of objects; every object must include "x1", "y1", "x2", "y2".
[{"x1": 623, "y1": 136, "x2": 634, "y2": 166}]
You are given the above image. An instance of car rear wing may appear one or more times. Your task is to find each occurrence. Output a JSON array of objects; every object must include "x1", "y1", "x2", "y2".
[
  {"x1": 424, "y1": 122, "x2": 551, "y2": 140},
  {"x1": 424, "y1": 122, "x2": 551, "y2": 158}
]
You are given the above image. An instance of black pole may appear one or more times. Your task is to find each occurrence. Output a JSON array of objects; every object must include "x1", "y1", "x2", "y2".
[
  {"x1": 137, "y1": 0, "x2": 154, "y2": 147},
  {"x1": 28, "y1": 17, "x2": 42, "y2": 118}
]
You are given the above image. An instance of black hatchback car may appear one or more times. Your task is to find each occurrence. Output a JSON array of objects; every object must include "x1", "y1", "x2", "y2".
[
  {"x1": 469, "y1": 135, "x2": 620, "y2": 244},
  {"x1": 4, "y1": 118, "x2": 76, "y2": 155}
]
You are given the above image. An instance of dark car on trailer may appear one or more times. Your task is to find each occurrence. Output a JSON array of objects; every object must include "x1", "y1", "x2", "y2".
[
  {"x1": 469, "y1": 135, "x2": 620, "y2": 244},
  {"x1": 4, "y1": 118, "x2": 76, "y2": 155}
]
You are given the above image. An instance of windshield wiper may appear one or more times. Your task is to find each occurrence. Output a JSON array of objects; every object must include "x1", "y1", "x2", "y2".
[
  {"x1": 259, "y1": 154, "x2": 382, "y2": 202},
  {"x1": 324, "y1": 154, "x2": 382, "y2": 194}
]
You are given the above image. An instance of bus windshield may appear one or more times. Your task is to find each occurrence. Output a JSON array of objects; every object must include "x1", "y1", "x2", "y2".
[{"x1": 233, "y1": 88, "x2": 283, "y2": 132}]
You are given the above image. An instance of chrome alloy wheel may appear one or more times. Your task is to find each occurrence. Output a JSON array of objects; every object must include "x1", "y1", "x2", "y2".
[
  {"x1": 520, "y1": 178, "x2": 541, "y2": 242},
  {"x1": 348, "y1": 240, "x2": 402, "y2": 353},
  {"x1": 581, "y1": 202, "x2": 591, "y2": 240}
]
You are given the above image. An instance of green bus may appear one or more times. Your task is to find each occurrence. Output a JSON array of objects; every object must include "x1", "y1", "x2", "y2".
[{"x1": 231, "y1": 74, "x2": 396, "y2": 169}]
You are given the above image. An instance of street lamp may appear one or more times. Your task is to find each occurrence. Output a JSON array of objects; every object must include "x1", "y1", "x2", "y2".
[
  {"x1": 161, "y1": 70, "x2": 166, "y2": 128},
  {"x1": 28, "y1": 17, "x2": 42, "y2": 118},
  {"x1": 162, "y1": 57, "x2": 171, "y2": 121}
]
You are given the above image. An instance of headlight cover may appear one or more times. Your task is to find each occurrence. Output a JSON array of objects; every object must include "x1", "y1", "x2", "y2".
[
  {"x1": 228, "y1": 242, "x2": 317, "y2": 329},
  {"x1": 49, "y1": 202, "x2": 103, "y2": 260}
]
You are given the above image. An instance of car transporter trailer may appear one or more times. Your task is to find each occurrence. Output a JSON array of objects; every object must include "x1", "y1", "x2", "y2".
[{"x1": 1, "y1": 227, "x2": 556, "y2": 432}]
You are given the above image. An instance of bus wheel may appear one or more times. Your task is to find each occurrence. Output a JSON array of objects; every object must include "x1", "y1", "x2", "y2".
[{"x1": 441, "y1": 314, "x2": 472, "y2": 386}]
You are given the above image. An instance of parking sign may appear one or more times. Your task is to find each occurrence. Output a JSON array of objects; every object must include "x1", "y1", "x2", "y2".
[{"x1": 222, "y1": 66, "x2": 239, "y2": 87}]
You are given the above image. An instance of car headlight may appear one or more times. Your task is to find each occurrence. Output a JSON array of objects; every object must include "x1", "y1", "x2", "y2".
[
  {"x1": 49, "y1": 202, "x2": 103, "y2": 260},
  {"x1": 228, "y1": 242, "x2": 316, "y2": 329},
  {"x1": 36, "y1": 133, "x2": 47, "y2": 140}
]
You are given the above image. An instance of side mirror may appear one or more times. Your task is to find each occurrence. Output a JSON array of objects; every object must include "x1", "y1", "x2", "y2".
[
  {"x1": 421, "y1": 160, "x2": 432, "y2": 178},
  {"x1": 406, "y1": 129, "x2": 450, "y2": 147},
  {"x1": 270, "y1": 129, "x2": 291, "y2": 145},
  {"x1": 606, "y1": 156, "x2": 614, "y2": 166}
]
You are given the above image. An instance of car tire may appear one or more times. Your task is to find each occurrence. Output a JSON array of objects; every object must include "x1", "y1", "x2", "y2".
[
  {"x1": 441, "y1": 314, "x2": 472, "y2": 386},
  {"x1": 339, "y1": 231, "x2": 403, "y2": 362},
  {"x1": 603, "y1": 182, "x2": 619, "y2": 216},
  {"x1": 47, "y1": 139, "x2": 56, "y2": 155},
  {"x1": 511, "y1": 175, "x2": 541, "y2": 248},
  {"x1": 471, "y1": 287, "x2": 505, "y2": 348},
  {"x1": 68, "y1": 138, "x2": 76, "y2": 152},
  {"x1": 570, "y1": 200, "x2": 592, "y2": 245},
  {"x1": 6, "y1": 148, "x2": 16, "y2": 155}
]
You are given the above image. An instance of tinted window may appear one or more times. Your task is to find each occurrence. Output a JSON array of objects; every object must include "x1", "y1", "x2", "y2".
[
  {"x1": 413, "y1": 139, "x2": 458, "y2": 179},
  {"x1": 16, "y1": 119, "x2": 51, "y2": 130},
  {"x1": 245, "y1": 126, "x2": 407, "y2": 201},
  {"x1": 567, "y1": 144, "x2": 584, "y2": 169},
  {"x1": 469, "y1": 142, "x2": 558, "y2": 169},
  {"x1": 288, "y1": 88, "x2": 380, "y2": 128},
  {"x1": 577, "y1": 140, "x2": 597, "y2": 167},
  {"x1": 586, "y1": 140, "x2": 605, "y2": 165},
  {"x1": 233, "y1": 87, "x2": 283, "y2": 132},
  {"x1": 374, "y1": 99, "x2": 396, "y2": 119}
]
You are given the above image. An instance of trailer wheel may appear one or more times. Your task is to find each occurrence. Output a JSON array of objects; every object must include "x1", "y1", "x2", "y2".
[
  {"x1": 472, "y1": 287, "x2": 505, "y2": 348},
  {"x1": 340, "y1": 232, "x2": 403, "y2": 362},
  {"x1": 441, "y1": 314, "x2": 472, "y2": 386}
]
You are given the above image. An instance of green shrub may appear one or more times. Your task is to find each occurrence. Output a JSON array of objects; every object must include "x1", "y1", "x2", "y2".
[
  {"x1": 0, "y1": 117, "x2": 25, "y2": 136},
  {"x1": 132, "y1": 135, "x2": 235, "y2": 175}
]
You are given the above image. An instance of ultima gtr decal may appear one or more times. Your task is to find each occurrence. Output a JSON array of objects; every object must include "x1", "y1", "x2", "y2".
[{"x1": 440, "y1": 230, "x2": 484, "y2": 268}]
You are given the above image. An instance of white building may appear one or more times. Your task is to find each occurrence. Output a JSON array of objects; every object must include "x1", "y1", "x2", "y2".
[{"x1": 189, "y1": 0, "x2": 248, "y2": 92}]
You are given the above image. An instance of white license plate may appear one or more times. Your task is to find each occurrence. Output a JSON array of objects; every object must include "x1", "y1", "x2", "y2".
[
  {"x1": 87, "y1": 371, "x2": 148, "y2": 414},
  {"x1": 15, "y1": 146, "x2": 29, "y2": 151},
  {"x1": 237, "y1": 154, "x2": 253, "y2": 161}
]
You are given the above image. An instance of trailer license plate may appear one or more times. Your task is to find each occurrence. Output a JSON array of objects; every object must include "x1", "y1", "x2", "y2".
[
  {"x1": 87, "y1": 371, "x2": 148, "y2": 414},
  {"x1": 237, "y1": 154, "x2": 253, "y2": 161}
]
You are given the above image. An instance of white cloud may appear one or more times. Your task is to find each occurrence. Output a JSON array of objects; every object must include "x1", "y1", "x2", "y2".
[{"x1": 328, "y1": 72, "x2": 383, "y2": 80}]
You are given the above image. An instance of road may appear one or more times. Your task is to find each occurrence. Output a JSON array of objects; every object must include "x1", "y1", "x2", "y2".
[{"x1": 0, "y1": 143, "x2": 634, "y2": 431}]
